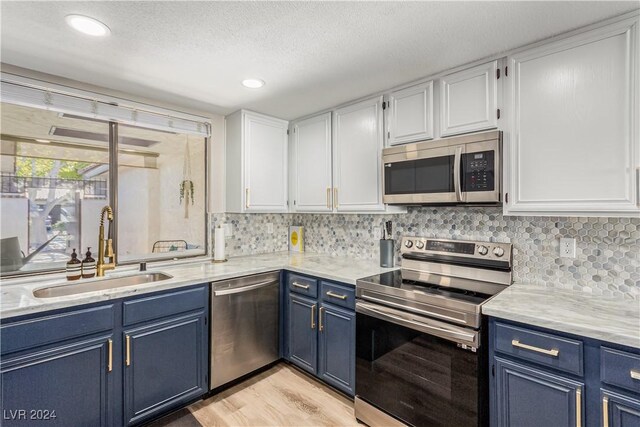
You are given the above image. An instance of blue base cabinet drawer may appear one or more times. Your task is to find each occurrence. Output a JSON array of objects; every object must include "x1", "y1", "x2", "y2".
[
  {"x1": 495, "y1": 322, "x2": 583, "y2": 376},
  {"x1": 123, "y1": 287, "x2": 206, "y2": 326},
  {"x1": 288, "y1": 274, "x2": 318, "y2": 298},
  {"x1": 320, "y1": 281, "x2": 355, "y2": 310},
  {"x1": 602, "y1": 347, "x2": 640, "y2": 395}
]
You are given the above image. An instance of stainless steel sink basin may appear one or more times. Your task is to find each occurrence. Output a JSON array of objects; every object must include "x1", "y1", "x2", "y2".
[{"x1": 33, "y1": 272, "x2": 173, "y2": 298}]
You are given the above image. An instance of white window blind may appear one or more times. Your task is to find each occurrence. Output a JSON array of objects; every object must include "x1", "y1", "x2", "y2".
[{"x1": 0, "y1": 76, "x2": 210, "y2": 137}]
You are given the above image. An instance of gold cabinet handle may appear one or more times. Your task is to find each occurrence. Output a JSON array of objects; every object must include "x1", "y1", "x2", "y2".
[
  {"x1": 631, "y1": 369, "x2": 640, "y2": 380},
  {"x1": 245, "y1": 188, "x2": 250, "y2": 209},
  {"x1": 326, "y1": 188, "x2": 331, "y2": 209},
  {"x1": 107, "y1": 339, "x2": 113, "y2": 372},
  {"x1": 576, "y1": 388, "x2": 581, "y2": 427},
  {"x1": 311, "y1": 304, "x2": 316, "y2": 329},
  {"x1": 511, "y1": 339, "x2": 559, "y2": 357},
  {"x1": 292, "y1": 282, "x2": 310, "y2": 290},
  {"x1": 326, "y1": 291, "x2": 347, "y2": 300},
  {"x1": 333, "y1": 188, "x2": 338, "y2": 208},
  {"x1": 319, "y1": 307, "x2": 324, "y2": 332},
  {"x1": 603, "y1": 396, "x2": 609, "y2": 427},
  {"x1": 125, "y1": 335, "x2": 131, "y2": 366}
]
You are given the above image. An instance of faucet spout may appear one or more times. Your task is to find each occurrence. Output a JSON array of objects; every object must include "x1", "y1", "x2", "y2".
[{"x1": 97, "y1": 206, "x2": 116, "y2": 277}]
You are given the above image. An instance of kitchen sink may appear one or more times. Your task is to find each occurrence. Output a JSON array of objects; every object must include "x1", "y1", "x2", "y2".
[{"x1": 33, "y1": 272, "x2": 173, "y2": 298}]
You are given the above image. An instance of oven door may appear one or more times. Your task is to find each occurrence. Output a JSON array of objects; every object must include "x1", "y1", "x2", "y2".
[
  {"x1": 383, "y1": 144, "x2": 463, "y2": 204},
  {"x1": 355, "y1": 301, "x2": 486, "y2": 427}
]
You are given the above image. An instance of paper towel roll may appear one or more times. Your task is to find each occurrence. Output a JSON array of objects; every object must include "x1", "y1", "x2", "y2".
[{"x1": 214, "y1": 226, "x2": 226, "y2": 261}]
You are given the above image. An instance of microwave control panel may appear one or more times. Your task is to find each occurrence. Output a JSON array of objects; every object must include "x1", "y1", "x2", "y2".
[{"x1": 462, "y1": 151, "x2": 495, "y2": 192}]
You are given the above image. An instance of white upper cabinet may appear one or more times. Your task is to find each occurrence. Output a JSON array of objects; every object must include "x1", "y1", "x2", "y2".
[
  {"x1": 291, "y1": 113, "x2": 333, "y2": 212},
  {"x1": 225, "y1": 110, "x2": 288, "y2": 213},
  {"x1": 333, "y1": 96, "x2": 385, "y2": 212},
  {"x1": 505, "y1": 16, "x2": 639, "y2": 217},
  {"x1": 387, "y1": 81, "x2": 434, "y2": 145},
  {"x1": 440, "y1": 60, "x2": 499, "y2": 137}
]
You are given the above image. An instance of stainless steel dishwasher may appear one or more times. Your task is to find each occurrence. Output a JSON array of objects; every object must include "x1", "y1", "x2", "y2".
[{"x1": 210, "y1": 271, "x2": 280, "y2": 389}]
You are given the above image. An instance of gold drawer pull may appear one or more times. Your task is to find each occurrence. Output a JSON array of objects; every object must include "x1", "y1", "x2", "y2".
[
  {"x1": 319, "y1": 307, "x2": 324, "y2": 332},
  {"x1": 603, "y1": 396, "x2": 609, "y2": 427},
  {"x1": 245, "y1": 188, "x2": 250, "y2": 209},
  {"x1": 326, "y1": 291, "x2": 348, "y2": 300},
  {"x1": 511, "y1": 339, "x2": 559, "y2": 357},
  {"x1": 576, "y1": 388, "x2": 581, "y2": 427},
  {"x1": 311, "y1": 304, "x2": 316, "y2": 329},
  {"x1": 334, "y1": 188, "x2": 338, "y2": 208},
  {"x1": 326, "y1": 188, "x2": 331, "y2": 209},
  {"x1": 125, "y1": 335, "x2": 131, "y2": 366},
  {"x1": 107, "y1": 339, "x2": 113, "y2": 372},
  {"x1": 631, "y1": 369, "x2": 640, "y2": 380},
  {"x1": 292, "y1": 282, "x2": 310, "y2": 290}
]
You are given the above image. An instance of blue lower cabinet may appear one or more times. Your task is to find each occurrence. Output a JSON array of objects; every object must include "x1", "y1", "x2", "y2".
[
  {"x1": 603, "y1": 390, "x2": 640, "y2": 427},
  {"x1": 1, "y1": 335, "x2": 115, "y2": 427},
  {"x1": 288, "y1": 293, "x2": 318, "y2": 374},
  {"x1": 318, "y1": 303, "x2": 355, "y2": 395},
  {"x1": 123, "y1": 313, "x2": 207, "y2": 425},
  {"x1": 494, "y1": 356, "x2": 584, "y2": 427}
]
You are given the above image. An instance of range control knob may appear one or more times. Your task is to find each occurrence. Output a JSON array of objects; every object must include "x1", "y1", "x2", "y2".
[
  {"x1": 415, "y1": 241, "x2": 425, "y2": 249},
  {"x1": 404, "y1": 240, "x2": 413, "y2": 248},
  {"x1": 477, "y1": 245, "x2": 489, "y2": 255},
  {"x1": 493, "y1": 247, "x2": 505, "y2": 257}
]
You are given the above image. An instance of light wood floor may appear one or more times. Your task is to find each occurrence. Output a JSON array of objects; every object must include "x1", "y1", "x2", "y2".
[{"x1": 149, "y1": 363, "x2": 361, "y2": 427}]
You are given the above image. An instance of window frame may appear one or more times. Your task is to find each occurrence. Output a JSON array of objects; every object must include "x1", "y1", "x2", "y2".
[{"x1": 0, "y1": 117, "x2": 210, "y2": 279}]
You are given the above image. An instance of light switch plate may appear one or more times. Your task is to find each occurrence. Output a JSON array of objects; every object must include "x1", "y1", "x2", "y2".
[
  {"x1": 223, "y1": 223, "x2": 233, "y2": 238},
  {"x1": 266, "y1": 223, "x2": 274, "y2": 234},
  {"x1": 559, "y1": 238, "x2": 576, "y2": 258}
]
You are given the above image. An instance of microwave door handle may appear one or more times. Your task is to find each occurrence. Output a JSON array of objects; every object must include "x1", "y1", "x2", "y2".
[{"x1": 454, "y1": 146, "x2": 463, "y2": 202}]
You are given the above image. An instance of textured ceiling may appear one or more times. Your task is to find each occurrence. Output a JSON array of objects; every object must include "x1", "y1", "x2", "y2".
[{"x1": 1, "y1": 1, "x2": 638, "y2": 120}]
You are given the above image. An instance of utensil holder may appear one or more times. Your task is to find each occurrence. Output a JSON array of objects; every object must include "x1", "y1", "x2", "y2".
[{"x1": 380, "y1": 239, "x2": 395, "y2": 268}]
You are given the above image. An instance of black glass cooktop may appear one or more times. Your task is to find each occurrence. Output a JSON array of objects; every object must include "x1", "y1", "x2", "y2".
[{"x1": 358, "y1": 270, "x2": 491, "y2": 305}]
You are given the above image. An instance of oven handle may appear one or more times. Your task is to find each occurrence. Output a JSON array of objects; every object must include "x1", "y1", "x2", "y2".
[{"x1": 356, "y1": 301, "x2": 478, "y2": 348}]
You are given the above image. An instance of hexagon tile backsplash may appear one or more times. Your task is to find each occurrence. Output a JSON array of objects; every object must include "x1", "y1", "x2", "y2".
[{"x1": 213, "y1": 207, "x2": 639, "y2": 299}]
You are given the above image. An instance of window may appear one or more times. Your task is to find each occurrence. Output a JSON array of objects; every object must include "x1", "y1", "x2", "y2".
[{"x1": 0, "y1": 81, "x2": 209, "y2": 276}]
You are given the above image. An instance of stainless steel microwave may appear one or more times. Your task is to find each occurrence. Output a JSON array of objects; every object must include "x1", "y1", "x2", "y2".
[{"x1": 382, "y1": 130, "x2": 502, "y2": 205}]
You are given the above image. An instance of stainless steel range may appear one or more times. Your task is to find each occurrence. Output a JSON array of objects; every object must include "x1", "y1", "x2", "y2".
[{"x1": 354, "y1": 237, "x2": 513, "y2": 427}]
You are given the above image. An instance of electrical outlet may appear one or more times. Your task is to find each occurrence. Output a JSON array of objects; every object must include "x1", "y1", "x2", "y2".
[
  {"x1": 223, "y1": 223, "x2": 233, "y2": 238},
  {"x1": 559, "y1": 238, "x2": 576, "y2": 258},
  {"x1": 267, "y1": 223, "x2": 274, "y2": 234}
]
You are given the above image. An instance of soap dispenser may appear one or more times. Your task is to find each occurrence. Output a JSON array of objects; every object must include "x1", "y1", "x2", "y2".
[
  {"x1": 66, "y1": 249, "x2": 82, "y2": 281},
  {"x1": 81, "y1": 247, "x2": 96, "y2": 279}
]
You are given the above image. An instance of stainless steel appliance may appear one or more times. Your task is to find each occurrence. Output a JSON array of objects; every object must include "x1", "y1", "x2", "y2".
[
  {"x1": 210, "y1": 271, "x2": 280, "y2": 389},
  {"x1": 355, "y1": 237, "x2": 513, "y2": 427},
  {"x1": 382, "y1": 130, "x2": 502, "y2": 205}
]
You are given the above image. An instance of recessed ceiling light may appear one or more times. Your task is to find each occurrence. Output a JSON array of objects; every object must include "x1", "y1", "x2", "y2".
[
  {"x1": 65, "y1": 14, "x2": 111, "y2": 37},
  {"x1": 35, "y1": 139, "x2": 51, "y2": 143},
  {"x1": 242, "y1": 79, "x2": 265, "y2": 89}
]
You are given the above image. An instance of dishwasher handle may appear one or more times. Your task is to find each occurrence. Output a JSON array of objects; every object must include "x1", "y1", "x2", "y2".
[{"x1": 213, "y1": 279, "x2": 278, "y2": 296}]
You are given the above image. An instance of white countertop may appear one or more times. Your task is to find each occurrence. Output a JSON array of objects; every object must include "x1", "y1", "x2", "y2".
[
  {"x1": 483, "y1": 283, "x2": 640, "y2": 349},
  {"x1": 0, "y1": 252, "x2": 396, "y2": 319}
]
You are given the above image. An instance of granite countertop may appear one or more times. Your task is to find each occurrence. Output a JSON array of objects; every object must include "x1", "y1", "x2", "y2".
[
  {"x1": 483, "y1": 284, "x2": 640, "y2": 348},
  {"x1": 0, "y1": 252, "x2": 396, "y2": 320}
]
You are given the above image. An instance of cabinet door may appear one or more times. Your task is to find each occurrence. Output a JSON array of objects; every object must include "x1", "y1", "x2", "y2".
[
  {"x1": 244, "y1": 112, "x2": 289, "y2": 212},
  {"x1": 495, "y1": 357, "x2": 584, "y2": 427},
  {"x1": 1, "y1": 336, "x2": 114, "y2": 427},
  {"x1": 505, "y1": 17, "x2": 639, "y2": 216},
  {"x1": 123, "y1": 314, "x2": 207, "y2": 426},
  {"x1": 602, "y1": 390, "x2": 640, "y2": 427},
  {"x1": 440, "y1": 60, "x2": 498, "y2": 136},
  {"x1": 287, "y1": 293, "x2": 318, "y2": 374},
  {"x1": 293, "y1": 113, "x2": 332, "y2": 212},
  {"x1": 333, "y1": 96, "x2": 385, "y2": 212},
  {"x1": 318, "y1": 303, "x2": 355, "y2": 396},
  {"x1": 387, "y1": 81, "x2": 434, "y2": 145}
]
